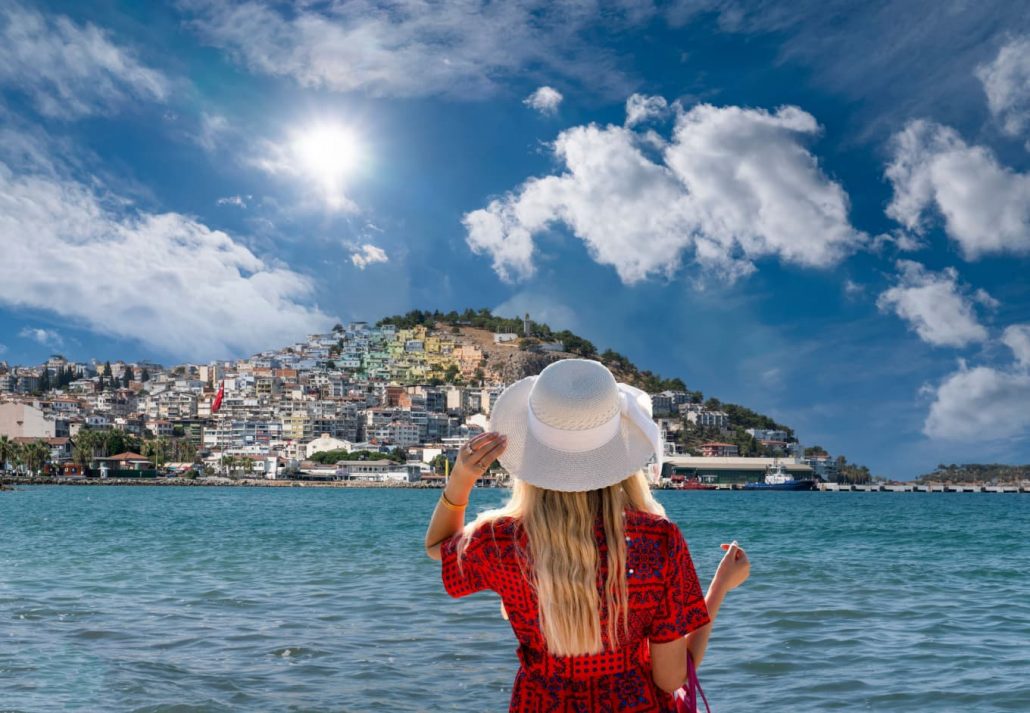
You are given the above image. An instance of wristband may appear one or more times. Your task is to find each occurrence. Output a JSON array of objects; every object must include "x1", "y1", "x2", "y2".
[{"x1": 439, "y1": 491, "x2": 468, "y2": 511}]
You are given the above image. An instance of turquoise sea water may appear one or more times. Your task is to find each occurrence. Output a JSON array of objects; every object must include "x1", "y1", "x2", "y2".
[{"x1": 1, "y1": 486, "x2": 1027, "y2": 712}]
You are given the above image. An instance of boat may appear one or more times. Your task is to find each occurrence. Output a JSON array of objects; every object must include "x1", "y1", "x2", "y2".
[
  {"x1": 667, "y1": 475, "x2": 717, "y2": 490},
  {"x1": 679, "y1": 478, "x2": 717, "y2": 490},
  {"x1": 743, "y1": 463, "x2": 816, "y2": 491}
]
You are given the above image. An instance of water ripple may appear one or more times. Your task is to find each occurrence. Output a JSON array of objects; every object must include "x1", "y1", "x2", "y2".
[{"x1": 1, "y1": 486, "x2": 1027, "y2": 711}]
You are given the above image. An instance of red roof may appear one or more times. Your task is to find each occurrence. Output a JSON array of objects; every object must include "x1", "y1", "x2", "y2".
[{"x1": 106, "y1": 451, "x2": 148, "y2": 460}]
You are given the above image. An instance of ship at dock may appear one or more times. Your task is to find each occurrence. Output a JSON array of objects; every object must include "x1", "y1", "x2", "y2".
[{"x1": 743, "y1": 463, "x2": 817, "y2": 491}]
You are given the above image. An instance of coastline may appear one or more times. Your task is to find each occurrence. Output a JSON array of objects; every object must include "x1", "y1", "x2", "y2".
[
  {"x1": 2, "y1": 476, "x2": 1025, "y2": 491},
  {"x1": 0, "y1": 475, "x2": 445, "y2": 489}
]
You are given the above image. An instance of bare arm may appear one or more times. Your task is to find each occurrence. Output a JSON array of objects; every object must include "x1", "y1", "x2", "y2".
[
  {"x1": 424, "y1": 432, "x2": 506, "y2": 560},
  {"x1": 651, "y1": 542, "x2": 750, "y2": 692},
  {"x1": 687, "y1": 541, "x2": 749, "y2": 668}
]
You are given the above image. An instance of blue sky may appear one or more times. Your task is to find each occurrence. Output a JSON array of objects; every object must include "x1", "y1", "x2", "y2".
[{"x1": 1, "y1": 1, "x2": 1028, "y2": 479}]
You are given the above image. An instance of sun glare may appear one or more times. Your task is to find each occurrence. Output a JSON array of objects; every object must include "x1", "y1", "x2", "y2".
[{"x1": 289, "y1": 124, "x2": 364, "y2": 209}]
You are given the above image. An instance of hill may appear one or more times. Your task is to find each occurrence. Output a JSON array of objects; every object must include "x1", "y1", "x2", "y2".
[
  {"x1": 915, "y1": 463, "x2": 1030, "y2": 484},
  {"x1": 377, "y1": 308, "x2": 797, "y2": 459}
]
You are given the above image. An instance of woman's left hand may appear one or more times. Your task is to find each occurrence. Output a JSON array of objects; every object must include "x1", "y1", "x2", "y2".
[{"x1": 452, "y1": 431, "x2": 507, "y2": 482}]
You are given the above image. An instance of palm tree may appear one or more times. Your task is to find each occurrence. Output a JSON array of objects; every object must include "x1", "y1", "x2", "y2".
[
  {"x1": 23, "y1": 440, "x2": 50, "y2": 477},
  {"x1": 0, "y1": 435, "x2": 12, "y2": 473},
  {"x1": 11, "y1": 442, "x2": 26, "y2": 476},
  {"x1": 142, "y1": 437, "x2": 168, "y2": 469},
  {"x1": 73, "y1": 429, "x2": 101, "y2": 468}
]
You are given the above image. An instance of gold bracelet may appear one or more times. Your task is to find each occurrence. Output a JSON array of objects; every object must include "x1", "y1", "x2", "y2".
[{"x1": 439, "y1": 491, "x2": 467, "y2": 511}]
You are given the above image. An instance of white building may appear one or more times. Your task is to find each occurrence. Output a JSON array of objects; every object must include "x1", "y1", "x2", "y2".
[
  {"x1": 305, "y1": 433, "x2": 354, "y2": 458},
  {"x1": 685, "y1": 410, "x2": 729, "y2": 429},
  {"x1": 0, "y1": 403, "x2": 57, "y2": 439}
]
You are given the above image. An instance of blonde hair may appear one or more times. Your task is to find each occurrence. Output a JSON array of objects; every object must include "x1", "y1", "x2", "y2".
[{"x1": 456, "y1": 469, "x2": 666, "y2": 657}]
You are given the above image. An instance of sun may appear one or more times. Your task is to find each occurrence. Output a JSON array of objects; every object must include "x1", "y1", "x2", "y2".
[{"x1": 289, "y1": 123, "x2": 364, "y2": 209}]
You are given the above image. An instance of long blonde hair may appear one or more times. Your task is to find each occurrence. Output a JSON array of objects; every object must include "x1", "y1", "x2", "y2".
[{"x1": 456, "y1": 469, "x2": 666, "y2": 656}]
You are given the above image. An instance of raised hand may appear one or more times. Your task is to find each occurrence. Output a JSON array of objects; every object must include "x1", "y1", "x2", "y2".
[
  {"x1": 714, "y1": 541, "x2": 750, "y2": 591},
  {"x1": 451, "y1": 431, "x2": 507, "y2": 482}
]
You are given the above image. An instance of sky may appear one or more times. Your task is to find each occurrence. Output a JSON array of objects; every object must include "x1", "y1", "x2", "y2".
[{"x1": 0, "y1": 0, "x2": 1028, "y2": 479}]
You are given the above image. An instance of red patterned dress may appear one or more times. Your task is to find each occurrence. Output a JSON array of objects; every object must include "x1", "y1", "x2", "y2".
[{"x1": 440, "y1": 509, "x2": 711, "y2": 712}]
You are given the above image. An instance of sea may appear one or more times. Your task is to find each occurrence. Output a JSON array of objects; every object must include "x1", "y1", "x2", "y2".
[{"x1": 1, "y1": 486, "x2": 1027, "y2": 712}]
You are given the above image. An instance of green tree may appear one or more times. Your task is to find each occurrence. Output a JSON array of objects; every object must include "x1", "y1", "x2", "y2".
[
  {"x1": 73, "y1": 429, "x2": 101, "y2": 467},
  {"x1": 310, "y1": 448, "x2": 351, "y2": 464},
  {"x1": 0, "y1": 435, "x2": 13, "y2": 472},
  {"x1": 704, "y1": 397, "x2": 722, "y2": 411},
  {"x1": 23, "y1": 440, "x2": 50, "y2": 476},
  {"x1": 554, "y1": 330, "x2": 596, "y2": 357},
  {"x1": 141, "y1": 368, "x2": 150, "y2": 382},
  {"x1": 103, "y1": 361, "x2": 113, "y2": 378}
]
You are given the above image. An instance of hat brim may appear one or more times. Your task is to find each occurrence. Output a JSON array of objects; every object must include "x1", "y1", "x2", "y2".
[{"x1": 487, "y1": 376, "x2": 657, "y2": 492}]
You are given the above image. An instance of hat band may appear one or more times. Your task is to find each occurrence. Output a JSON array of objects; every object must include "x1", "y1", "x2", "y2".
[
  {"x1": 525, "y1": 383, "x2": 663, "y2": 467},
  {"x1": 527, "y1": 399, "x2": 622, "y2": 453}
]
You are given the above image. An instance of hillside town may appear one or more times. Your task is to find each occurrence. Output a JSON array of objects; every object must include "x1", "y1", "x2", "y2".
[{"x1": 1, "y1": 314, "x2": 853, "y2": 487}]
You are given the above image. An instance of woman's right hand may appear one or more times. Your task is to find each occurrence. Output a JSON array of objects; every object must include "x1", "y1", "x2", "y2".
[{"x1": 714, "y1": 541, "x2": 750, "y2": 591}]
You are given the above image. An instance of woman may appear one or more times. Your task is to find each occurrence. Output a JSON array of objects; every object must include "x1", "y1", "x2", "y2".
[{"x1": 425, "y1": 358, "x2": 750, "y2": 712}]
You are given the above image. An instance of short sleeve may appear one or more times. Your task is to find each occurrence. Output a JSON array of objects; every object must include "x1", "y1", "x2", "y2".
[
  {"x1": 440, "y1": 524, "x2": 494, "y2": 598},
  {"x1": 647, "y1": 523, "x2": 711, "y2": 643}
]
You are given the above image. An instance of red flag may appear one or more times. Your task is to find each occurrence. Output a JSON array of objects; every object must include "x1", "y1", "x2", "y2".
[{"x1": 212, "y1": 380, "x2": 225, "y2": 413}]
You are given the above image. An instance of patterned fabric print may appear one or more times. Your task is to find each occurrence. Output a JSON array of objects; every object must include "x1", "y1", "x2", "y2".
[{"x1": 440, "y1": 510, "x2": 711, "y2": 713}]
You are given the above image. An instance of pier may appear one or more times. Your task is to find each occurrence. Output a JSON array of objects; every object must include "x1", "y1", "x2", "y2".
[{"x1": 817, "y1": 481, "x2": 1027, "y2": 493}]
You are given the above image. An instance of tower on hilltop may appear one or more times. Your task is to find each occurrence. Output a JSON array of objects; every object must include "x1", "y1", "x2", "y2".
[{"x1": 523, "y1": 312, "x2": 531, "y2": 337}]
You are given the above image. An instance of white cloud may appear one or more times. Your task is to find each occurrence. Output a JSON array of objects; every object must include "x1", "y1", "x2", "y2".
[
  {"x1": 885, "y1": 120, "x2": 1030, "y2": 259},
  {"x1": 196, "y1": 112, "x2": 230, "y2": 151},
  {"x1": 0, "y1": 2, "x2": 169, "y2": 118},
  {"x1": 18, "y1": 327, "x2": 64, "y2": 349},
  {"x1": 524, "y1": 86, "x2": 563, "y2": 115},
  {"x1": 921, "y1": 320, "x2": 1030, "y2": 441},
  {"x1": 216, "y1": 194, "x2": 250, "y2": 208},
  {"x1": 1002, "y1": 324, "x2": 1030, "y2": 367},
  {"x1": 760, "y1": 367, "x2": 783, "y2": 389},
  {"x1": 0, "y1": 129, "x2": 334, "y2": 360},
  {"x1": 976, "y1": 36, "x2": 1030, "y2": 139},
  {"x1": 0, "y1": 343, "x2": 8, "y2": 355},
  {"x1": 464, "y1": 101, "x2": 867, "y2": 284},
  {"x1": 625, "y1": 94, "x2": 669, "y2": 127},
  {"x1": 843, "y1": 279, "x2": 865, "y2": 298},
  {"x1": 350, "y1": 244, "x2": 389, "y2": 269},
  {"x1": 923, "y1": 362, "x2": 1030, "y2": 441},
  {"x1": 870, "y1": 229, "x2": 927, "y2": 253},
  {"x1": 875, "y1": 260, "x2": 991, "y2": 348},
  {"x1": 183, "y1": 0, "x2": 636, "y2": 98}
]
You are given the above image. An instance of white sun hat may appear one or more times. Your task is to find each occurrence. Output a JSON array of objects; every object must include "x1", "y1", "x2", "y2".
[{"x1": 487, "y1": 358, "x2": 663, "y2": 492}]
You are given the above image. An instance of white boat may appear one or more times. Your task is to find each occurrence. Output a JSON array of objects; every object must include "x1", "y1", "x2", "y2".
[{"x1": 743, "y1": 463, "x2": 816, "y2": 491}]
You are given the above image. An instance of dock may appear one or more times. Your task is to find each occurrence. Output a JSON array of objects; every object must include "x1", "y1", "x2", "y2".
[{"x1": 817, "y1": 481, "x2": 1027, "y2": 493}]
